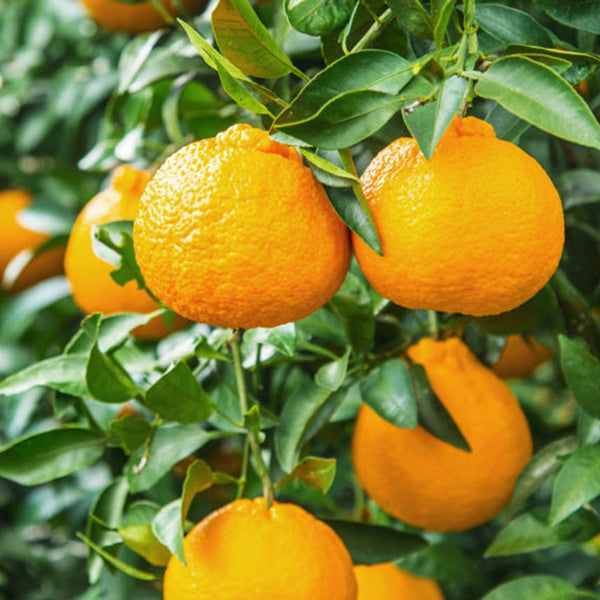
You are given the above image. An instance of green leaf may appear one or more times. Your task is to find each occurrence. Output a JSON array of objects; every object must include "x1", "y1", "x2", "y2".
[
  {"x1": 109, "y1": 416, "x2": 154, "y2": 453},
  {"x1": 559, "y1": 335, "x2": 600, "y2": 417},
  {"x1": 531, "y1": 0, "x2": 600, "y2": 34},
  {"x1": 328, "y1": 272, "x2": 375, "y2": 357},
  {"x1": 86, "y1": 342, "x2": 141, "y2": 404},
  {"x1": 485, "y1": 508, "x2": 600, "y2": 558},
  {"x1": 77, "y1": 533, "x2": 157, "y2": 582},
  {"x1": 481, "y1": 575, "x2": 595, "y2": 600},
  {"x1": 92, "y1": 221, "x2": 146, "y2": 290},
  {"x1": 278, "y1": 456, "x2": 336, "y2": 493},
  {"x1": 486, "y1": 103, "x2": 531, "y2": 142},
  {"x1": 327, "y1": 187, "x2": 382, "y2": 256},
  {"x1": 211, "y1": 0, "x2": 298, "y2": 78},
  {"x1": 386, "y1": 0, "x2": 434, "y2": 40},
  {"x1": 0, "y1": 354, "x2": 88, "y2": 397},
  {"x1": 360, "y1": 360, "x2": 418, "y2": 429},
  {"x1": 474, "y1": 56, "x2": 600, "y2": 150},
  {"x1": 475, "y1": 4, "x2": 554, "y2": 46},
  {"x1": 243, "y1": 324, "x2": 297, "y2": 358},
  {"x1": 125, "y1": 425, "x2": 216, "y2": 493},
  {"x1": 179, "y1": 21, "x2": 273, "y2": 115},
  {"x1": 404, "y1": 75, "x2": 468, "y2": 159},
  {"x1": 274, "y1": 381, "x2": 332, "y2": 472},
  {"x1": 285, "y1": 0, "x2": 355, "y2": 36},
  {"x1": 152, "y1": 500, "x2": 184, "y2": 563},
  {"x1": 315, "y1": 348, "x2": 350, "y2": 392},
  {"x1": 118, "y1": 523, "x2": 171, "y2": 567},
  {"x1": 558, "y1": 169, "x2": 600, "y2": 210},
  {"x1": 432, "y1": 0, "x2": 457, "y2": 48},
  {"x1": 146, "y1": 361, "x2": 215, "y2": 425},
  {"x1": 508, "y1": 436, "x2": 579, "y2": 518},
  {"x1": 300, "y1": 149, "x2": 361, "y2": 188},
  {"x1": 0, "y1": 427, "x2": 106, "y2": 485},
  {"x1": 550, "y1": 444, "x2": 600, "y2": 526},
  {"x1": 87, "y1": 477, "x2": 129, "y2": 584},
  {"x1": 411, "y1": 364, "x2": 471, "y2": 451},
  {"x1": 323, "y1": 520, "x2": 426, "y2": 565},
  {"x1": 182, "y1": 460, "x2": 219, "y2": 522}
]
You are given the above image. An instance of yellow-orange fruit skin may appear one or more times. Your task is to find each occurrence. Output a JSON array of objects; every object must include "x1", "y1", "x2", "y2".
[
  {"x1": 134, "y1": 124, "x2": 351, "y2": 329},
  {"x1": 493, "y1": 335, "x2": 553, "y2": 379},
  {"x1": 64, "y1": 166, "x2": 186, "y2": 339},
  {"x1": 0, "y1": 190, "x2": 64, "y2": 292},
  {"x1": 352, "y1": 337, "x2": 533, "y2": 532},
  {"x1": 79, "y1": 0, "x2": 207, "y2": 33},
  {"x1": 163, "y1": 497, "x2": 358, "y2": 600},
  {"x1": 355, "y1": 563, "x2": 444, "y2": 600},
  {"x1": 353, "y1": 117, "x2": 564, "y2": 317}
]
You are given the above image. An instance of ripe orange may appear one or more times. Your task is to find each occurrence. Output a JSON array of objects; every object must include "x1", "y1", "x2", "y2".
[
  {"x1": 353, "y1": 116, "x2": 564, "y2": 316},
  {"x1": 79, "y1": 0, "x2": 207, "y2": 33},
  {"x1": 355, "y1": 563, "x2": 444, "y2": 600},
  {"x1": 0, "y1": 190, "x2": 64, "y2": 293},
  {"x1": 352, "y1": 337, "x2": 533, "y2": 532},
  {"x1": 493, "y1": 334, "x2": 553, "y2": 379},
  {"x1": 134, "y1": 123, "x2": 351, "y2": 329},
  {"x1": 163, "y1": 497, "x2": 357, "y2": 600},
  {"x1": 64, "y1": 165, "x2": 186, "y2": 339}
]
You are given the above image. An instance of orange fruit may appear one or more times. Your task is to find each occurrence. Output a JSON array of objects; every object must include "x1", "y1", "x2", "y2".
[
  {"x1": 355, "y1": 563, "x2": 444, "y2": 600},
  {"x1": 0, "y1": 190, "x2": 64, "y2": 293},
  {"x1": 163, "y1": 497, "x2": 357, "y2": 600},
  {"x1": 134, "y1": 123, "x2": 351, "y2": 329},
  {"x1": 493, "y1": 334, "x2": 553, "y2": 379},
  {"x1": 353, "y1": 116, "x2": 564, "y2": 316},
  {"x1": 65, "y1": 165, "x2": 186, "y2": 339},
  {"x1": 352, "y1": 337, "x2": 533, "y2": 532},
  {"x1": 79, "y1": 0, "x2": 207, "y2": 33}
]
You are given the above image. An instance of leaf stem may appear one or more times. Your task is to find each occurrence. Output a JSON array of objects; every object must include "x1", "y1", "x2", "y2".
[
  {"x1": 351, "y1": 8, "x2": 394, "y2": 53},
  {"x1": 148, "y1": 0, "x2": 174, "y2": 25},
  {"x1": 428, "y1": 310, "x2": 440, "y2": 339},
  {"x1": 230, "y1": 331, "x2": 274, "y2": 507}
]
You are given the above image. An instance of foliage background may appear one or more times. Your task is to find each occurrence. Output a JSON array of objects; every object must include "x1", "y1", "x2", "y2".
[{"x1": 2, "y1": 0, "x2": 600, "y2": 598}]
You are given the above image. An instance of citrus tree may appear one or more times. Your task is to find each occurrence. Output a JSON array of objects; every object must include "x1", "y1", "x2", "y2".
[{"x1": 1, "y1": 0, "x2": 600, "y2": 598}]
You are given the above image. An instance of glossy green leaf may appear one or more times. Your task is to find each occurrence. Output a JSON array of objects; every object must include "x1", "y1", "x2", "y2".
[
  {"x1": 550, "y1": 444, "x2": 600, "y2": 525},
  {"x1": 558, "y1": 169, "x2": 600, "y2": 209},
  {"x1": 432, "y1": 0, "x2": 457, "y2": 48},
  {"x1": 386, "y1": 0, "x2": 434, "y2": 39},
  {"x1": 0, "y1": 354, "x2": 88, "y2": 397},
  {"x1": 285, "y1": 0, "x2": 354, "y2": 36},
  {"x1": 109, "y1": 416, "x2": 154, "y2": 453},
  {"x1": 559, "y1": 335, "x2": 600, "y2": 417},
  {"x1": 327, "y1": 187, "x2": 382, "y2": 256},
  {"x1": 243, "y1": 324, "x2": 297, "y2": 358},
  {"x1": 182, "y1": 459, "x2": 217, "y2": 524},
  {"x1": 411, "y1": 364, "x2": 470, "y2": 451},
  {"x1": 485, "y1": 508, "x2": 600, "y2": 557},
  {"x1": 481, "y1": 575, "x2": 595, "y2": 600},
  {"x1": 274, "y1": 381, "x2": 332, "y2": 472},
  {"x1": 315, "y1": 348, "x2": 350, "y2": 391},
  {"x1": 475, "y1": 4, "x2": 554, "y2": 46},
  {"x1": 152, "y1": 500, "x2": 184, "y2": 563},
  {"x1": 125, "y1": 425, "x2": 216, "y2": 492},
  {"x1": 531, "y1": 0, "x2": 600, "y2": 34},
  {"x1": 146, "y1": 361, "x2": 215, "y2": 424},
  {"x1": 474, "y1": 56, "x2": 600, "y2": 149},
  {"x1": 486, "y1": 103, "x2": 531, "y2": 142},
  {"x1": 360, "y1": 359, "x2": 418, "y2": 428},
  {"x1": 212, "y1": 0, "x2": 297, "y2": 78},
  {"x1": 0, "y1": 427, "x2": 106, "y2": 485},
  {"x1": 300, "y1": 149, "x2": 360, "y2": 188},
  {"x1": 278, "y1": 456, "x2": 336, "y2": 493},
  {"x1": 323, "y1": 520, "x2": 426, "y2": 565},
  {"x1": 118, "y1": 523, "x2": 171, "y2": 567},
  {"x1": 86, "y1": 342, "x2": 141, "y2": 404}
]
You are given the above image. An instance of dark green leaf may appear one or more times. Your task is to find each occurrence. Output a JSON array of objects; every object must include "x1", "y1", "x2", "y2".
[
  {"x1": 486, "y1": 103, "x2": 531, "y2": 142},
  {"x1": 212, "y1": 0, "x2": 298, "y2": 78},
  {"x1": 386, "y1": 0, "x2": 434, "y2": 39},
  {"x1": 432, "y1": 0, "x2": 457, "y2": 48},
  {"x1": 300, "y1": 149, "x2": 360, "y2": 188},
  {"x1": 315, "y1": 348, "x2": 350, "y2": 391},
  {"x1": 360, "y1": 359, "x2": 418, "y2": 428},
  {"x1": 327, "y1": 187, "x2": 381, "y2": 255},
  {"x1": 0, "y1": 427, "x2": 106, "y2": 485},
  {"x1": 109, "y1": 416, "x2": 154, "y2": 453},
  {"x1": 411, "y1": 364, "x2": 470, "y2": 451},
  {"x1": 146, "y1": 361, "x2": 215, "y2": 424},
  {"x1": 559, "y1": 335, "x2": 600, "y2": 417},
  {"x1": 531, "y1": 0, "x2": 600, "y2": 34},
  {"x1": 481, "y1": 575, "x2": 595, "y2": 600},
  {"x1": 474, "y1": 56, "x2": 600, "y2": 149},
  {"x1": 285, "y1": 0, "x2": 355, "y2": 36},
  {"x1": 550, "y1": 443, "x2": 600, "y2": 525},
  {"x1": 558, "y1": 169, "x2": 600, "y2": 210},
  {"x1": 475, "y1": 4, "x2": 554, "y2": 46},
  {"x1": 323, "y1": 520, "x2": 426, "y2": 564}
]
